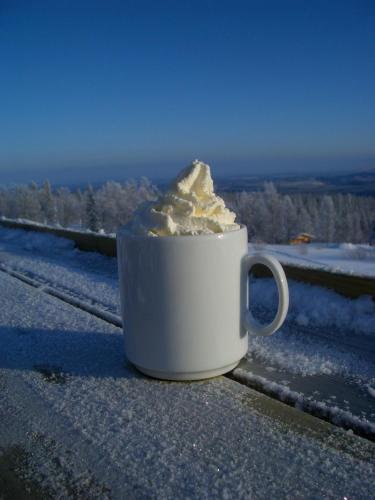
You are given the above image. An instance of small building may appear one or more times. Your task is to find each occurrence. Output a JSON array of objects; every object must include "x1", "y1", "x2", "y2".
[{"x1": 289, "y1": 233, "x2": 315, "y2": 245}]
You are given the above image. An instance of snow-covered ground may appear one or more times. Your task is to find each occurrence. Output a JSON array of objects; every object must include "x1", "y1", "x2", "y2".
[
  {"x1": 0, "y1": 226, "x2": 374, "y2": 430},
  {"x1": 251, "y1": 242, "x2": 375, "y2": 277}
]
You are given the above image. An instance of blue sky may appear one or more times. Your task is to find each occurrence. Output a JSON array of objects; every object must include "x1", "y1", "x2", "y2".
[{"x1": 0, "y1": 0, "x2": 374, "y2": 183}]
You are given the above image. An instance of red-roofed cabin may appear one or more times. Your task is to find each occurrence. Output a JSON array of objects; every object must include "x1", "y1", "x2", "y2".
[{"x1": 289, "y1": 233, "x2": 314, "y2": 245}]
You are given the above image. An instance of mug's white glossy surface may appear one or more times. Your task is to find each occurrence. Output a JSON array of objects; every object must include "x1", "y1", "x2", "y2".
[{"x1": 117, "y1": 226, "x2": 288, "y2": 380}]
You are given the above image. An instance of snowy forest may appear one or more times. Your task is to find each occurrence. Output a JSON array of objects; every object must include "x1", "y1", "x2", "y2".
[{"x1": 0, "y1": 179, "x2": 375, "y2": 243}]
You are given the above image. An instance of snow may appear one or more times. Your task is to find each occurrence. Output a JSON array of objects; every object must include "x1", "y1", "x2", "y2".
[
  {"x1": 0, "y1": 265, "x2": 122, "y2": 326},
  {"x1": 232, "y1": 368, "x2": 375, "y2": 438},
  {"x1": 0, "y1": 226, "x2": 119, "y2": 317},
  {"x1": 250, "y1": 242, "x2": 375, "y2": 277},
  {"x1": 0, "y1": 271, "x2": 374, "y2": 497},
  {"x1": 250, "y1": 277, "x2": 375, "y2": 337},
  {"x1": 246, "y1": 276, "x2": 375, "y2": 417},
  {"x1": 0, "y1": 215, "x2": 112, "y2": 235},
  {"x1": 0, "y1": 226, "x2": 374, "y2": 429},
  {"x1": 367, "y1": 385, "x2": 375, "y2": 399},
  {"x1": 0, "y1": 220, "x2": 77, "y2": 250},
  {"x1": 244, "y1": 275, "x2": 375, "y2": 425}
]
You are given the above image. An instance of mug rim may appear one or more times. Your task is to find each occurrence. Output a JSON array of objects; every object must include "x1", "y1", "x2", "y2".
[{"x1": 117, "y1": 224, "x2": 247, "y2": 240}]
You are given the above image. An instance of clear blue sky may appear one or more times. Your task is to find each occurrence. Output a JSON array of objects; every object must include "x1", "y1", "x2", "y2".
[{"x1": 1, "y1": 0, "x2": 374, "y2": 183}]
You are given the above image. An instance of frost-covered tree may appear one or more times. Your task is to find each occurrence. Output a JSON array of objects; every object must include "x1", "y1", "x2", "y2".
[
  {"x1": 0, "y1": 189, "x2": 7, "y2": 217},
  {"x1": 263, "y1": 182, "x2": 282, "y2": 242},
  {"x1": 40, "y1": 180, "x2": 57, "y2": 224},
  {"x1": 370, "y1": 220, "x2": 375, "y2": 245},
  {"x1": 227, "y1": 192, "x2": 256, "y2": 240},
  {"x1": 25, "y1": 185, "x2": 42, "y2": 221},
  {"x1": 85, "y1": 185, "x2": 100, "y2": 232},
  {"x1": 56, "y1": 187, "x2": 81, "y2": 228},
  {"x1": 297, "y1": 207, "x2": 314, "y2": 236},
  {"x1": 1, "y1": 185, "x2": 42, "y2": 221},
  {"x1": 320, "y1": 196, "x2": 336, "y2": 242},
  {"x1": 283, "y1": 195, "x2": 297, "y2": 240},
  {"x1": 352, "y1": 212, "x2": 363, "y2": 243},
  {"x1": 95, "y1": 178, "x2": 159, "y2": 232}
]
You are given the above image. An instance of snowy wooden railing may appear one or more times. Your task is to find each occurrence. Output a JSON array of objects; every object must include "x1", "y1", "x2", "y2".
[
  {"x1": 1, "y1": 218, "x2": 374, "y2": 300},
  {"x1": 0, "y1": 217, "x2": 116, "y2": 256},
  {"x1": 251, "y1": 264, "x2": 375, "y2": 300}
]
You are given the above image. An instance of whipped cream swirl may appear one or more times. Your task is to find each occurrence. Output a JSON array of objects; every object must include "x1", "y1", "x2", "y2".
[{"x1": 127, "y1": 160, "x2": 240, "y2": 236}]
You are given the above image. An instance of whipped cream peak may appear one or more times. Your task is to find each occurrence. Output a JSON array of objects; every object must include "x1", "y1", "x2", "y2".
[
  {"x1": 172, "y1": 159, "x2": 214, "y2": 198},
  {"x1": 126, "y1": 160, "x2": 240, "y2": 236}
]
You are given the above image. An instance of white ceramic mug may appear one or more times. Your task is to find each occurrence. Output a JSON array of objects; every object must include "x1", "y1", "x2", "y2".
[{"x1": 117, "y1": 225, "x2": 289, "y2": 380}]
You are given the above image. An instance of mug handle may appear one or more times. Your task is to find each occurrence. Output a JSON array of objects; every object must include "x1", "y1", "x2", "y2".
[{"x1": 242, "y1": 254, "x2": 289, "y2": 337}]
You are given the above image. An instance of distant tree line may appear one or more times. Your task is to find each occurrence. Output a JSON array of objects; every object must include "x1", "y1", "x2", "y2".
[
  {"x1": 0, "y1": 179, "x2": 159, "y2": 234},
  {"x1": 0, "y1": 179, "x2": 374, "y2": 243},
  {"x1": 224, "y1": 182, "x2": 375, "y2": 243}
]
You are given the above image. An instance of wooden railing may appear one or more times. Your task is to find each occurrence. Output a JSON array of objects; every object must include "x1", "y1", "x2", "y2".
[
  {"x1": 0, "y1": 218, "x2": 116, "y2": 256},
  {"x1": 251, "y1": 264, "x2": 375, "y2": 300},
  {"x1": 1, "y1": 218, "x2": 374, "y2": 300}
]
